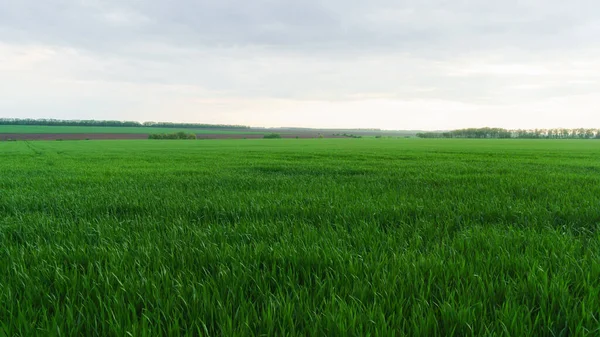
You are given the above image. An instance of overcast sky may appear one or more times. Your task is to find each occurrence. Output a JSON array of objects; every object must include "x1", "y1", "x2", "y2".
[{"x1": 1, "y1": 0, "x2": 599, "y2": 130}]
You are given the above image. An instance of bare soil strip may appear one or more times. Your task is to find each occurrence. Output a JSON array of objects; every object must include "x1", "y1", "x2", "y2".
[
  {"x1": 0, "y1": 133, "x2": 349, "y2": 141},
  {"x1": 0, "y1": 133, "x2": 148, "y2": 141}
]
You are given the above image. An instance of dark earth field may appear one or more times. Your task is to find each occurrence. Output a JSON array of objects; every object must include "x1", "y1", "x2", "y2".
[
  {"x1": 0, "y1": 133, "x2": 353, "y2": 141},
  {"x1": 0, "y1": 125, "x2": 419, "y2": 141}
]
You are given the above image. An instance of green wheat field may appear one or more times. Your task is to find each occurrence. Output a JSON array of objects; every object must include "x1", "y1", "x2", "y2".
[{"x1": 1, "y1": 138, "x2": 599, "y2": 336}]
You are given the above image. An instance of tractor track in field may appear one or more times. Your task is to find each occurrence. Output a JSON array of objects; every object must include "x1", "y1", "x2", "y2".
[{"x1": 23, "y1": 140, "x2": 44, "y2": 156}]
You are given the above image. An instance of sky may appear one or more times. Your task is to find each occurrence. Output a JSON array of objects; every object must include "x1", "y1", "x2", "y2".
[{"x1": 1, "y1": 0, "x2": 599, "y2": 130}]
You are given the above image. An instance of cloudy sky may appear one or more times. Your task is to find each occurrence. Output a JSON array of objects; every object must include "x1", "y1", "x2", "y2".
[{"x1": 1, "y1": 0, "x2": 599, "y2": 130}]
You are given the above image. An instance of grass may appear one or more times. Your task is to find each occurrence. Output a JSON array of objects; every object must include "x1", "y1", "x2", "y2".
[
  {"x1": 0, "y1": 125, "x2": 263, "y2": 134},
  {"x1": 1, "y1": 138, "x2": 599, "y2": 336}
]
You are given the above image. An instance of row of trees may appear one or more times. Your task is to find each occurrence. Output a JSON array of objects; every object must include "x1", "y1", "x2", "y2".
[
  {"x1": 142, "y1": 122, "x2": 249, "y2": 129},
  {"x1": 0, "y1": 118, "x2": 141, "y2": 127},
  {"x1": 148, "y1": 132, "x2": 197, "y2": 140},
  {"x1": 417, "y1": 128, "x2": 600, "y2": 139},
  {"x1": 333, "y1": 133, "x2": 363, "y2": 138},
  {"x1": 0, "y1": 118, "x2": 250, "y2": 130}
]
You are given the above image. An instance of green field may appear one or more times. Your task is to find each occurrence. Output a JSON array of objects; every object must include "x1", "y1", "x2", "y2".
[
  {"x1": 1, "y1": 139, "x2": 599, "y2": 336},
  {"x1": 0, "y1": 125, "x2": 262, "y2": 134}
]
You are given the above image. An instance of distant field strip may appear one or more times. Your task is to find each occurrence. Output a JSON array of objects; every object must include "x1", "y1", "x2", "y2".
[
  {"x1": 0, "y1": 125, "x2": 264, "y2": 134},
  {"x1": 1, "y1": 139, "x2": 599, "y2": 336}
]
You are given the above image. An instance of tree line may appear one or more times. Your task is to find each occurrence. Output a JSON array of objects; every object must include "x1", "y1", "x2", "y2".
[
  {"x1": 417, "y1": 128, "x2": 600, "y2": 139},
  {"x1": 148, "y1": 132, "x2": 197, "y2": 140},
  {"x1": 141, "y1": 122, "x2": 249, "y2": 129},
  {"x1": 0, "y1": 118, "x2": 250, "y2": 130}
]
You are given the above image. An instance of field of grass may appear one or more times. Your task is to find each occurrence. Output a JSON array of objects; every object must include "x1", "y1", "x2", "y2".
[
  {"x1": 1, "y1": 139, "x2": 599, "y2": 336},
  {"x1": 0, "y1": 125, "x2": 262, "y2": 134}
]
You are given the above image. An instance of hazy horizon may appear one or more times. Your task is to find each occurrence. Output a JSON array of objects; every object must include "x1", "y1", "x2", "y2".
[
  {"x1": 4, "y1": 117, "x2": 600, "y2": 133},
  {"x1": 1, "y1": 1, "x2": 599, "y2": 130}
]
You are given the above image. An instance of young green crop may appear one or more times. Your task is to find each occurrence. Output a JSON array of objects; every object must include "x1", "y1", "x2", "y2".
[{"x1": 1, "y1": 139, "x2": 599, "y2": 336}]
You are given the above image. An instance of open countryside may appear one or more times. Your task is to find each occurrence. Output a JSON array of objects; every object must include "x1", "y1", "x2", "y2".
[
  {"x1": 0, "y1": 123, "x2": 416, "y2": 141},
  {"x1": 3, "y1": 0, "x2": 600, "y2": 334}
]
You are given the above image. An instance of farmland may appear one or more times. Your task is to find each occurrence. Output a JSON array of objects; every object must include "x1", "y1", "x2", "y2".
[
  {"x1": 1, "y1": 138, "x2": 599, "y2": 336},
  {"x1": 0, "y1": 125, "x2": 263, "y2": 135},
  {"x1": 0, "y1": 125, "x2": 417, "y2": 140}
]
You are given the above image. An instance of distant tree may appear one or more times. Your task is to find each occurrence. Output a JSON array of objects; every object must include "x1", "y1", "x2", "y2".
[{"x1": 585, "y1": 129, "x2": 595, "y2": 139}]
